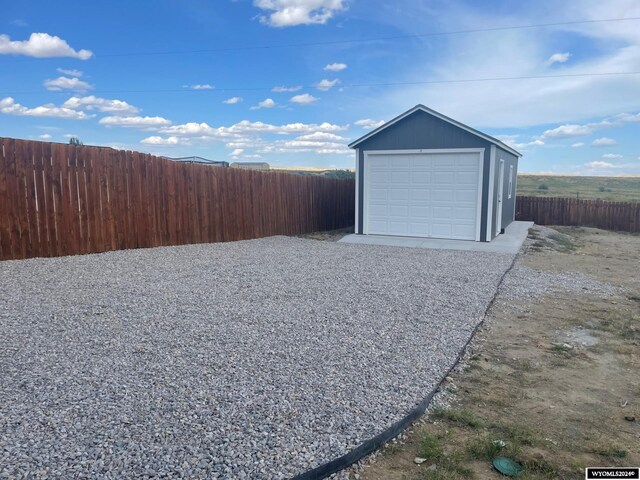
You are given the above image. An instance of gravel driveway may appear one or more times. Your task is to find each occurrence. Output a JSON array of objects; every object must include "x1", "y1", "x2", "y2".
[{"x1": 0, "y1": 237, "x2": 514, "y2": 479}]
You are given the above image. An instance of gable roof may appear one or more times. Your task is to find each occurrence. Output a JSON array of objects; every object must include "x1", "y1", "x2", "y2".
[{"x1": 348, "y1": 104, "x2": 522, "y2": 157}]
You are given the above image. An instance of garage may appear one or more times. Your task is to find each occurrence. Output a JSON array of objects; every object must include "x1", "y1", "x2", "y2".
[{"x1": 350, "y1": 105, "x2": 522, "y2": 242}]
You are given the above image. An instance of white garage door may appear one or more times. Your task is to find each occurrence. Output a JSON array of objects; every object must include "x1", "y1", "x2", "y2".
[{"x1": 365, "y1": 151, "x2": 483, "y2": 240}]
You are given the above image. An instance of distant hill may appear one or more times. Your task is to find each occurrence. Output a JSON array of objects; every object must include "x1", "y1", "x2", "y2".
[
  {"x1": 273, "y1": 167, "x2": 355, "y2": 180},
  {"x1": 517, "y1": 174, "x2": 640, "y2": 202}
]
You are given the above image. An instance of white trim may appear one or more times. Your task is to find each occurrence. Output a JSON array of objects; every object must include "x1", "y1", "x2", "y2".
[
  {"x1": 363, "y1": 148, "x2": 484, "y2": 241},
  {"x1": 348, "y1": 105, "x2": 522, "y2": 158},
  {"x1": 508, "y1": 164, "x2": 514, "y2": 199},
  {"x1": 496, "y1": 159, "x2": 505, "y2": 236},
  {"x1": 486, "y1": 145, "x2": 496, "y2": 242},
  {"x1": 354, "y1": 148, "x2": 360, "y2": 234},
  {"x1": 364, "y1": 148, "x2": 485, "y2": 156},
  {"x1": 475, "y1": 152, "x2": 484, "y2": 242},
  {"x1": 513, "y1": 160, "x2": 519, "y2": 221}
]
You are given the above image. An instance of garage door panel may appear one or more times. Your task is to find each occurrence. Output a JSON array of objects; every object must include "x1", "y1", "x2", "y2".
[
  {"x1": 432, "y1": 189, "x2": 454, "y2": 201},
  {"x1": 368, "y1": 204, "x2": 388, "y2": 216},
  {"x1": 369, "y1": 188, "x2": 389, "y2": 201},
  {"x1": 388, "y1": 221, "x2": 409, "y2": 234},
  {"x1": 411, "y1": 157, "x2": 434, "y2": 170},
  {"x1": 456, "y1": 171, "x2": 478, "y2": 185},
  {"x1": 431, "y1": 223, "x2": 453, "y2": 237},
  {"x1": 411, "y1": 189, "x2": 430, "y2": 201},
  {"x1": 409, "y1": 223, "x2": 430, "y2": 235},
  {"x1": 456, "y1": 189, "x2": 476, "y2": 202},
  {"x1": 454, "y1": 224, "x2": 476, "y2": 238},
  {"x1": 434, "y1": 172, "x2": 455, "y2": 185},
  {"x1": 411, "y1": 172, "x2": 431, "y2": 185},
  {"x1": 390, "y1": 172, "x2": 410, "y2": 184},
  {"x1": 369, "y1": 171, "x2": 389, "y2": 183},
  {"x1": 390, "y1": 189, "x2": 409, "y2": 201},
  {"x1": 455, "y1": 206, "x2": 476, "y2": 221},
  {"x1": 432, "y1": 206, "x2": 453, "y2": 219},
  {"x1": 389, "y1": 205, "x2": 409, "y2": 217},
  {"x1": 455, "y1": 155, "x2": 480, "y2": 168},
  {"x1": 409, "y1": 206, "x2": 430, "y2": 219},
  {"x1": 366, "y1": 151, "x2": 480, "y2": 240}
]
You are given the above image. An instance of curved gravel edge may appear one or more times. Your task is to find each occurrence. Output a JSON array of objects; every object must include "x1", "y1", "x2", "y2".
[{"x1": 292, "y1": 252, "x2": 520, "y2": 480}]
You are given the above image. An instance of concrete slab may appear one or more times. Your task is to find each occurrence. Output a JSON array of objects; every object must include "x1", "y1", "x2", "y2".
[{"x1": 339, "y1": 221, "x2": 534, "y2": 254}]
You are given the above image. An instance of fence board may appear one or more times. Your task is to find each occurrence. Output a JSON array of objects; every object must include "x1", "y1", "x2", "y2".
[
  {"x1": 516, "y1": 196, "x2": 640, "y2": 233},
  {"x1": 0, "y1": 137, "x2": 355, "y2": 261}
]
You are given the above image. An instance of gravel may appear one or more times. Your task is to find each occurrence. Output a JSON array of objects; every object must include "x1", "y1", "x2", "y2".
[{"x1": 0, "y1": 236, "x2": 514, "y2": 479}]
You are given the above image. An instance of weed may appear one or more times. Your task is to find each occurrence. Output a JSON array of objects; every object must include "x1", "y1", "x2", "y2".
[
  {"x1": 466, "y1": 436, "x2": 521, "y2": 461},
  {"x1": 431, "y1": 408, "x2": 484, "y2": 429},
  {"x1": 419, "y1": 431, "x2": 444, "y2": 460},
  {"x1": 491, "y1": 422, "x2": 537, "y2": 446},
  {"x1": 521, "y1": 458, "x2": 560, "y2": 479},
  {"x1": 592, "y1": 446, "x2": 628, "y2": 459},
  {"x1": 538, "y1": 183, "x2": 549, "y2": 190},
  {"x1": 547, "y1": 233, "x2": 575, "y2": 252},
  {"x1": 551, "y1": 343, "x2": 573, "y2": 354}
]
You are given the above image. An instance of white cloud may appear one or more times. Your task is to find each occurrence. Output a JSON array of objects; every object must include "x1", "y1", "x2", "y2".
[
  {"x1": 355, "y1": 118, "x2": 385, "y2": 129},
  {"x1": 185, "y1": 84, "x2": 214, "y2": 90},
  {"x1": 99, "y1": 115, "x2": 172, "y2": 128},
  {"x1": 324, "y1": 62, "x2": 347, "y2": 72},
  {"x1": 515, "y1": 139, "x2": 545, "y2": 149},
  {"x1": 586, "y1": 161, "x2": 616, "y2": 169},
  {"x1": 38, "y1": 134, "x2": 52, "y2": 140},
  {"x1": 615, "y1": 112, "x2": 640, "y2": 123},
  {"x1": 272, "y1": 85, "x2": 302, "y2": 92},
  {"x1": 160, "y1": 122, "x2": 227, "y2": 137},
  {"x1": 223, "y1": 96, "x2": 243, "y2": 104},
  {"x1": 290, "y1": 93, "x2": 318, "y2": 105},
  {"x1": 296, "y1": 132, "x2": 345, "y2": 141},
  {"x1": 545, "y1": 52, "x2": 571, "y2": 66},
  {"x1": 602, "y1": 153, "x2": 623, "y2": 159},
  {"x1": 571, "y1": 142, "x2": 585, "y2": 147},
  {"x1": 0, "y1": 97, "x2": 92, "y2": 120},
  {"x1": 56, "y1": 68, "x2": 82, "y2": 77},
  {"x1": 592, "y1": 137, "x2": 617, "y2": 146},
  {"x1": 315, "y1": 78, "x2": 340, "y2": 91},
  {"x1": 230, "y1": 148, "x2": 244, "y2": 157},
  {"x1": 540, "y1": 124, "x2": 595, "y2": 139},
  {"x1": 140, "y1": 136, "x2": 181, "y2": 146},
  {"x1": 0, "y1": 33, "x2": 93, "y2": 59},
  {"x1": 62, "y1": 96, "x2": 139, "y2": 114},
  {"x1": 151, "y1": 118, "x2": 350, "y2": 158},
  {"x1": 44, "y1": 76, "x2": 93, "y2": 92},
  {"x1": 250, "y1": 98, "x2": 277, "y2": 110},
  {"x1": 378, "y1": 1, "x2": 640, "y2": 128},
  {"x1": 254, "y1": 0, "x2": 345, "y2": 27}
]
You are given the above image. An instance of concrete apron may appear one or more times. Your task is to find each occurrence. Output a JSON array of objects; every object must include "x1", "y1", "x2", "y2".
[{"x1": 339, "y1": 221, "x2": 534, "y2": 255}]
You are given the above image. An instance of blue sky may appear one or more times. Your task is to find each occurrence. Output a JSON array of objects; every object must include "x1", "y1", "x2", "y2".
[{"x1": 1, "y1": 0, "x2": 640, "y2": 175}]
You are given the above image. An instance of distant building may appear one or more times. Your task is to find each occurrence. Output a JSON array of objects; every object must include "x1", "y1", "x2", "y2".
[
  {"x1": 163, "y1": 156, "x2": 229, "y2": 167},
  {"x1": 229, "y1": 162, "x2": 270, "y2": 171}
]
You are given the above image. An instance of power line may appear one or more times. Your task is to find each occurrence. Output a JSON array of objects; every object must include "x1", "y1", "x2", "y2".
[
  {"x1": 2, "y1": 71, "x2": 639, "y2": 96},
  {"x1": 96, "y1": 16, "x2": 640, "y2": 57}
]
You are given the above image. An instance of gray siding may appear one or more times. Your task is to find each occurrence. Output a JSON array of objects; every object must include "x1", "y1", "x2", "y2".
[
  {"x1": 494, "y1": 147, "x2": 518, "y2": 234},
  {"x1": 356, "y1": 109, "x2": 493, "y2": 241}
]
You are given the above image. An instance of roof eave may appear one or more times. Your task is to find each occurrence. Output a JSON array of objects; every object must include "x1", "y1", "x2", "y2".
[{"x1": 348, "y1": 104, "x2": 523, "y2": 158}]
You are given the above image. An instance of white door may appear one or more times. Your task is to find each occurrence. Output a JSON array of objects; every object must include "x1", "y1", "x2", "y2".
[
  {"x1": 365, "y1": 150, "x2": 483, "y2": 240},
  {"x1": 496, "y1": 159, "x2": 504, "y2": 236}
]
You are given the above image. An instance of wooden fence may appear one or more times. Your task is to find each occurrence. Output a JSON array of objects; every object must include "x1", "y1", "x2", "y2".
[
  {"x1": 516, "y1": 196, "x2": 640, "y2": 233},
  {"x1": 0, "y1": 138, "x2": 355, "y2": 261}
]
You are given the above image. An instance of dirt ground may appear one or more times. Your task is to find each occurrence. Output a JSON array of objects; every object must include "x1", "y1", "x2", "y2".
[{"x1": 354, "y1": 226, "x2": 640, "y2": 480}]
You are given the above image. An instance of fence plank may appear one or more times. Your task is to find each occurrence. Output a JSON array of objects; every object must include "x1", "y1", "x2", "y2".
[
  {"x1": 0, "y1": 137, "x2": 355, "y2": 260},
  {"x1": 516, "y1": 196, "x2": 640, "y2": 233}
]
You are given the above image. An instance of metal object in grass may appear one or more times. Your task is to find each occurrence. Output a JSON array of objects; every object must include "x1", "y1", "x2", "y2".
[{"x1": 492, "y1": 457, "x2": 523, "y2": 477}]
